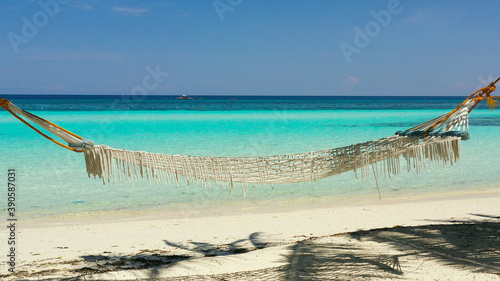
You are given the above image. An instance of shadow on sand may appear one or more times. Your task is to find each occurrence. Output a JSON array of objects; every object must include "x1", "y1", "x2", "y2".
[
  {"x1": 13, "y1": 214, "x2": 499, "y2": 280},
  {"x1": 52, "y1": 232, "x2": 272, "y2": 280},
  {"x1": 164, "y1": 231, "x2": 271, "y2": 257},
  {"x1": 347, "y1": 214, "x2": 500, "y2": 275}
]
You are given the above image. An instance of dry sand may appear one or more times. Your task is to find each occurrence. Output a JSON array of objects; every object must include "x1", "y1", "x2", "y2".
[{"x1": 1, "y1": 189, "x2": 500, "y2": 280}]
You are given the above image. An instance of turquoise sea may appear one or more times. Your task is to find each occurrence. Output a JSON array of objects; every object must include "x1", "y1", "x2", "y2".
[{"x1": 1, "y1": 95, "x2": 499, "y2": 218}]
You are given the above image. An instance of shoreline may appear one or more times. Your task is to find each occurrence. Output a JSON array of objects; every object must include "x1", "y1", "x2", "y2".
[
  {"x1": 19, "y1": 186, "x2": 500, "y2": 225},
  {"x1": 3, "y1": 187, "x2": 500, "y2": 280}
]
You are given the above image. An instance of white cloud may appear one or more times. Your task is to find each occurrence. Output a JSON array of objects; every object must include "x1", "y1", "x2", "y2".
[
  {"x1": 341, "y1": 76, "x2": 360, "y2": 92},
  {"x1": 345, "y1": 76, "x2": 360, "y2": 87},
  {"x1": 22, "y1": 51, "x2": 123, "y2": 61},
  {"x1": 73, "y1": 4, "x2": 93, "y2": 11},
  {"x1": 112, "y1": 6, "x2": 150, "y2": 15},
  {"x1": 346, "y1": 76, "x2": 359, "y2": 86},
  {"x1": 1, "y1": 6, "x2": 19, "y2": 11},
  {"x1": 399, "y1": 8, "x2": 457, "y2": 28}
]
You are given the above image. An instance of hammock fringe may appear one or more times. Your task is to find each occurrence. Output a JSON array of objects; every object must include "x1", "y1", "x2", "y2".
[{"x1": 84, "y1": 135, "x2": 462, "y2": 189}]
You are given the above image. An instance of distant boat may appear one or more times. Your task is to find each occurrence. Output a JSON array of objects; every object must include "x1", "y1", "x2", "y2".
[
  {"x1": 176, "y1": 95, "x2": 194, "y2": 100},
  {"x1": 176, "y1": 95, "x2": 203, "y2": 100}
]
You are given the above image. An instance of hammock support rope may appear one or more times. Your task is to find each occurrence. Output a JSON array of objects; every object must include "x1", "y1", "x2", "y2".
[
  {"x1": 0, "y1": 99, "x2": 93, "y2": 152},
  {"x1": 1, "y1": 78, "x2": 498, "y2": 190}
]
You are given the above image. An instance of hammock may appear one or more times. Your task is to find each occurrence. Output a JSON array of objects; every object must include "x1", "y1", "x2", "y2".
[{"x1": 1, "y1": 79, "x2": 498, "y2": 193}]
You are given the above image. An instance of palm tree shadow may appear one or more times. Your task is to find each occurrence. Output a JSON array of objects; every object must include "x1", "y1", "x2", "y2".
[
  {"x1": 69, "y1": 251, "x2": 191, "y2": 279},
  {"x1": 277, "y1": 214, "x2": 500, "y2": 280},
  {"x1": 54, "y1": 232, "x2": 273, "y2": 280},
  {"x1": 34, "y1": 215, "x2": 500, "y2": 280},
  {"x1": 164, "y1": 231, "x2": 273, "y2": 257},
  {"x1": 348, "y1": 214, "x2": 500, "y2": 275},
  {"x1": 281, "y1": 240, "x2": 404, "y2": 280},
  {"x1": 468, "y1": 213, "x2": 500, "y2": 220}
]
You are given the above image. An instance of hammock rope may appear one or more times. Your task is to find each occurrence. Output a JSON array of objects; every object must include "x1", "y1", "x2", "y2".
[
  {"x1": 0, "y1": 99, "x2": 93, "y2": 153},
  {"x1": 1, "y1": 78, "x2": 498, "y2": 190}
]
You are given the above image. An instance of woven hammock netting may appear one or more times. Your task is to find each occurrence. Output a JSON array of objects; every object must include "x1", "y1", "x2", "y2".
[
  {"x1": 85, "y1": 134, "x2": 462, "y2": 190},
  {"x1": 1, "y1": 80, "x2": 498, "y2": 191}
]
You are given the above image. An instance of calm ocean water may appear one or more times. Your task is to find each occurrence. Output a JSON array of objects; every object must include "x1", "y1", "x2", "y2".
[{"x1": 1, "y1": 95, "x2": 499, "y2": 218}]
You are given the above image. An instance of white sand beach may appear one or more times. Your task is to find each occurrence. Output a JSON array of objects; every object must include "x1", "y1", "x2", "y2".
[{"x1": 2, "y1": 189, "x2": 500, "y2": 280}]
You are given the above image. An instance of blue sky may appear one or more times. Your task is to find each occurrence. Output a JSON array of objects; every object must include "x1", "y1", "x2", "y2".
[{"x1": 1, "y1": 0, "x2": 499, "y2": 96}]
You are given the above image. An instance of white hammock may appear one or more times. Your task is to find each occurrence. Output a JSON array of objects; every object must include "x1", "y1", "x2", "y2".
[
  {"x1": 1, "y1": 80, "x2": 498, "y2": 192},
  {"x1": 84, "y1": 135, "x2": 462, "y2": 191}
]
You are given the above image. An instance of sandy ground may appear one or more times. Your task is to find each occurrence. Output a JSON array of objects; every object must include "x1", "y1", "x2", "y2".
[{"x1": 1, "y1": 189, "x2": 500, "y2": 280}]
